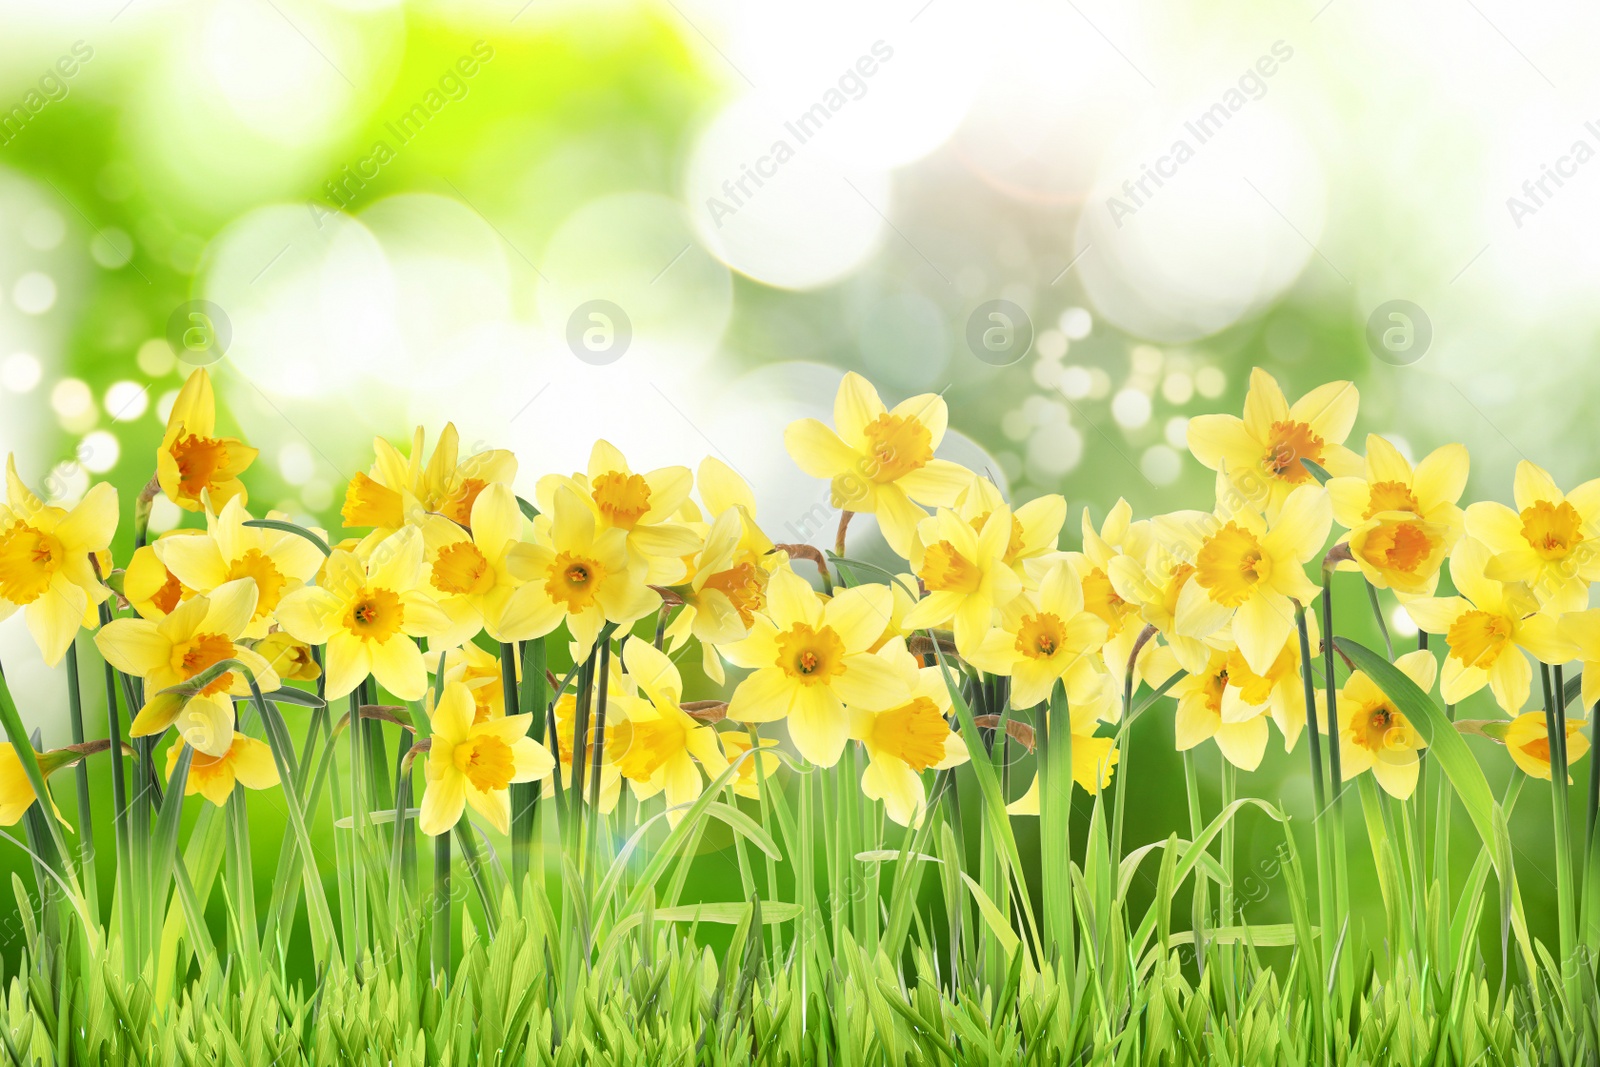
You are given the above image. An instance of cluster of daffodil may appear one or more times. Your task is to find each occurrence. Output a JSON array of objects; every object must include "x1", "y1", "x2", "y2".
[{"x1": 0, "y1": 363, "x2": 1596, "y2": 923}]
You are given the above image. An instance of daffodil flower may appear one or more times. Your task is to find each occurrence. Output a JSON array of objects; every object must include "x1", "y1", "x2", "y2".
[
  {"x1": 0, "y1": 456, "x2": 118, "y2": 666},
  {"x1": 1173, "y1": 482, "x2": 1330, "y2": 676},
  {"x1": 252, "y1": 631, "x2": 322, "y2": 683},
  {"x1": 784, "y1": 372, "x2": 973, "y2": 557},
  {"x1": 1325, "y1": 650, "x2": 1435, "y2": 799},
  {"x1": 275, "y1": 528, "x2": 451, "y2": 701},
  {"x1": 536, "y1": 440, "x2": 702, "y2": 585},
  {"x1": 1503, "y1": 711, "x2": 1591, "y2": 781},
  {"x1": 153, "y1": 497, "x2": 325, "y2": 639},
  {"x1": 124, "y1": 537, "x2": 200, "y2": 620},
  {"x1": 428, "y1": 641, "x2": 513, "y2": 724},
  {"x1": 1186, "y1": 368, "x2": 1360, "y2": 519},
  {"x1": 1559, "y1": 609, "x2": 1600, "y2": 711},
  {"x1": 96, "y1": 578, "x2": 280, "y2": 756},
  {"x1": 719, "y1": 729, "x2": 782, "y2": 800},
  {"x1": 415, "y1": 482, "x2": 553, "y2": 647},
  {"x1": 1172, "y1": 648, "x2": 1273, "y2": 771},
  {"x1": 724, "y1": 565, "x2": 908, "y2": 767},
  {"x1": 341, "y1": 423, "x2": 516, "y2": 538},
  {"x1": 1074, "y1": 499, "x2": 1171, "y2": 691},
  {"x1": 1107, "y1": 516, "x2": 1214, "y2": 676},
  {"x1": 164, "y1": 733, "x2": 280, "y2": 806},
  {"x1": 1404, "y1": 538, "x2": 1573, "y2": 714},
  {"x1": 1465, "y1": 460, "x2": 1600, "y2": 611},
  {"x1": 1007, "y1": 695, "x2": 1120, "y2": 811},
  {"x1": 509, "y1": 486, "x2": 660, "y2": 659},
  {"x1": 902, "y1": 505, "x2": 1022, "y2": 657},
  {"x1": 966, "y1": 560, "x2": 1112, "y2": 714},
  {"x1": 419, "y1": 680, "x2": 555, "y2": 836},
  {"x1": 157, "y1": 368, "x2": 258, "y2": 513},
  {"x1": 607, "y1": 641, "x2": 729, "y2": 825},
  {"x1": 846, "y1": 638, "x2": 969, "y2": 827},
  {"x1": 1326, "y1": 435, "x2": 1467, "y2": 594},
  {"x1": 0, "y1": 743, "x2": 72, "y2": 827},
  {"x1": 951, "y1": 476, "x2": 1066, "y2": 578}
]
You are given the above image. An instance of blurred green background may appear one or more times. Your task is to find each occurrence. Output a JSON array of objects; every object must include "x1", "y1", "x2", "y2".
[{"x1": 0, "y1": 0, "x2": 1591, "y2": 979}]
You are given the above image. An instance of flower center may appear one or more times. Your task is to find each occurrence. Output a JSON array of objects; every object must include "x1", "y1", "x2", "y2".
[
  {"x1": 172, "y1": 434, "x2": 232, "y2": 499},
  {"x1": 1224, "y1": 645, "x2": 1291, "y2": 707},
  {"x1": 918, "y1": 541, "x2": 981, "y2": 594},
  {"x1": 872, "y1": 696, "x2": 950, "y2": 772},
  {"x1": 1014, "y1": 611, "x2": 1066, "y2": 660},
  {"x1": 0, "y1": 521, "x2": 64, "y2": 605},
  {"x1": 345, "y1": 587, "x2": 405, "y2": 643},
  {"x1": 775, "y1": 623, "x2": 846, "y2": 684},
  {"x1": 1202, "y1": 666, "x2": 1230, "y2": 716},
  {"x1": 1361, "y1": 520, "x2": 1434, "y2": 575},
  {"x1": 591, "y1": 471, "x2": 653, "y2": 529},
  {"x1": 150, "y1": 567, "x2": 186, "y2": 616},
  {"x1": 438, "y1": 477, "x2": 488, "y2": 528},
  {"x1": 861, "y1": 414, "x2": 933, "y2": 483},
  {"x1": 1518, "y1": 734, "x2": 1553, "y2": 765},
  {"x1": 1263, "y1": 420, "x2": 1325, "y2": 484},
  {"x1": 1364, "y1": 480, "x2": 1420, "y2": 518},
  {"x1": 1353, "y1": 704, "x2": 1405, "y2": 753},
  {"x1": 226, "y1": 548, "x2": 286, "y2": 619},
  {"x1": 1195, "y1": 522, "x2": 1270, "y2": 607},
  {"x1": 610, "y1": 717, "x2": 686, "y2": 781},
  {"x1": 545, "y1": 552, "x2": 605, "y2": 612},
  {"x1": 1447, "y1": 609, "x2": 1511, "y2": 669},
  {"x1": 174, "y1": 632, "x2": 237, "y2": 695},
  {"x1": 701, "y1": 561, "x2": 767, "y2": 626},
  {"x1": 342, "y1": 472, "x2": 404, "y2": 529},
  {"x1": 452, "y1": 733, "x2": 516, "y2": 792},
  {"x1": 431, "y1": 542, "x2": 494, "y2": 596},
  {"x1": 1519, "y1": 500, "x2": 1584, "y2": 561}
]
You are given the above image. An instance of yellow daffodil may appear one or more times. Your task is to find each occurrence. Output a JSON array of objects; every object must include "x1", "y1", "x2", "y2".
[
  {"x1": 96, "y1": 578, "x2": 280, "y2": 756},
  {"x1": 1219, "y1": 622, "x2": 1313, "y2": 752},
  {"x1": 0, "y1": 457, "x2": 118, "y2": 666},
  {"x1": 952, "y1": 476, "x2": 1066, "y2": 578},
  {"x1": 1328, "y1": 436, "x2": 1467, "y2": 594},
  {"x1": 784, "y1": 372, "x2": 972, "y2": 556},
  {"x1": 252, "y1": 631, "x2": 322, "y2": 683},
  {"x1": 157, "y1": 369, "x2": 258, "y2": 513},
  {"x1": 663, "y1": 459, "x2": 782, "y2": 684},
  {"x1": 1326, "y1": 650, "x2": 1435, "y2": 799},
  {"x1": 275, "y1": 528, "x2": 451, "y2": 701},
  {"x1": 1172, "y1": 648, "x2": 1272, "y2": 771},
  {"x1": 1007, "y1": 710, "x2": 1120, "y2": 811},
  {"x1": 1108, "y1": 518, "x2": 1213, "y2": 675},
  {"x1": 509, "y1": 486, "x2": 660, "y2": 659},
  {"x1": 535, "y1": 440, "x2": 702, "y2": 585},
  {"x1": 153, "y1": 497, "x2": 325, "y2": 639},
  {"x1": 723, "y1": 565, "x2": 907, "y2": 767},
  {"x1": 124, "y1": 537, "x2": 201, "y2": 621},
  {"x1": 164, "y1": 733, "x2": 280, "y2": 806},
  {"x1": 1185, "y1": 368, "x2": 1359, "y2": 519},
  {"x1": 0, "y1": 743, "x2": 73, "y2": 827},
  {"x1": 415, "y1": 482, "x2": 551, "y2": 647},
  {"x1": 1502, "y1": 711, "x2": 1591, "y2": 781},
  {"x1": 847, "y1": 638, "x2": 969, "y2": 827},
  {"x1": 902, "y1": 505, "x2": 1022, "y2": 656},
  {"x1": 419, "y1": 679, "x2": 555, "y2": 835},
  {"x1": 1560, "y1": 609, "x2": 1600, "y2": 711},
  {"x1": 607, "y1": 640, "x2": 729, "y2": 825},
  {"x1": 1404, "y1": 538, "x2": 1572, "y2": 714},
  {"x1": 1465, "y1": 460, "x2": 1600, "y2": 611},
  {"x1": 342, "y1": 423, "x2": 516, "y2": 538},
  {"x1": 428, "y1": 642, "x2": 512, "y2": 724},
  {"x1": 1075, "y1": 500, "x2": 1176, "y2": 692},
  {"x1": 719, "y1": 729, "x2": 782, "y2": 800},
  {"x1": 966, "y1": 560, "x2": 1113, "y2": 714},
  {"x1": 1174, "y1": 483, "x2": 1330, "y2": 676}
]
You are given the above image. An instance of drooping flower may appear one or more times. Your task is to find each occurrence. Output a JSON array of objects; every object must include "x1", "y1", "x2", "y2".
[
  {"x1": 341, "y1": 423, "x2": 516, "y2": 539},
  {"x1": 419, "y1": 679, "x2": 555, "y2": 835},
  {"x1": 508, "y1": 486, "x2": 660, "y2": 659},
  {"x1": 846, "y1": 638, "x2": 969, "y2": 827},
  {"x1": 0, "y1": 744, "x2": 73, "y2": 826},
  {"x1": 1465, "y1": 460, "x2": 1600, "y2": 612},
  {"x1": 1325, "y1": 650, "x2": 1435, "y2": 799},
  {"x1": 1173, "y1": 482, "x2": 1330, "y2": 676},
  {"x1": 902, "y1": 505, "x2": 1022, "y2": 657},
  {"x1": 96, "y1": 578, "x2": 280, "y2": 756},
  {"x1": 153, "y1": 497, "x2": 324, "y2": 639},
  {"x1": 0, "y1": 457, "x2": 118, "y2": 666},
  {"x1": 1404, "y1": 537, "x2": 1572, "y2": 714},
  {"x1": 157, "y1": 369, "x2": 259, "y2": 513},
  {"x1": 607, "y1": 640, "x2": 729, "y2": 825},
  {"x1": 275, "y1": 528, "x2": 451, "y2": 701},
  {"x1": 124, "y1": 537, "x2": 200, "y2": 621},
  {"x1": 252, "y1": 631, "x2": 322, "y2": 683},
  {"x1": 535, "y1": 440, "x2": 702, "y2": 585},
  {"x1": 965, "y1": 560, "x2": 1112, "y2": 714},
  {"x1": 1502, "y1": 711, "x2": 1591, "y2": 781},
  {"x1": 1185, "y1": 367, "x2": 1360, "y2": 518},
  {"x1": 723, "y1": 565, "x2": 908, "y2": 767},
  {"x1": 784, "y1": 372, "x2": 973, "y2": 556},
  {"x1": 1327, "y1": 435, "x2": 1467, "y2": 594},
  {"x1": 164, "y1": 734, "x2": 280, "y2": 806}
]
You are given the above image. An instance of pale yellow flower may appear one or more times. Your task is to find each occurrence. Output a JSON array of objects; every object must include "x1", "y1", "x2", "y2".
[
  {"x1": 1325, "y1": 650, "x2": 1435, "y2": 799},
  {"x1": 1327, "y1": 435, "x2": 1467, "y2": 595},
  {"x1": 341, "y1": 423, "x2": 515, "y2": 538},
  {"x1": 157, "y1": 369, "x2": 258, "y2": 513},
  {"x1": 420, "y1": 680, "x2": 554, "y2": 836},
  {"x1": 165, "y1": 733, "x2": 280, "y2": 806},
  {"x1": 1465, "y1": 460, "x2": 1600, "y2": 611},
  {"x1": 846, "y1": 638, "x2": 969, "y2": 827}
]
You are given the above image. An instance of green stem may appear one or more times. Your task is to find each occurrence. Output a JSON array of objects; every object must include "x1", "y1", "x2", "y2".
[
  {"x1": 348, "y1": 686, "x2": 366, "y2": 971},
  {"x1": 585, "y1": 638, "x2": 613, "y2": 883},
  {"x1": 1181, "y1": 750, "x2": 1208, "y2": 978},
  {"x1": 1586, "y1": 699, "x2": 1600, "y2": 951},
  {"x1": 63, "y1": 640, "x2": 99, "y2": 927},
  {"x1": 1294, "y1": 605, "x2": 1336, "y2": 991},
  {"x1": 432, "y1": 830, "x2": 451, "y2": 985},
  {"x1": 1543, "y1": 663, "x2": 1577, "y2": 980}
]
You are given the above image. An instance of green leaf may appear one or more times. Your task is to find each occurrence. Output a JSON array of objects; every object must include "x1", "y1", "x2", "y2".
[
  {"x1": 243, "y1": 518, "x2": 331, "y2": 555},
  {"x1": 960, "y1": 872, "x2": 1022, "y2": 959},
  {"x1": 516, "y1": 495, "x2": 540, "y2": 523}
]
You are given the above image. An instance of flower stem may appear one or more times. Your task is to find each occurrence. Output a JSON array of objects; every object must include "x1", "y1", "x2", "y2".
[
  {"x1": 432, "y1": 830, "x2": 451, "y2": 985},
  {"x1": 1542, "y1": 663, "x2": 1577, "y2": 981},
  {"x1": 584, "y1": 637, "x2": 613, "y2": 883},
  {"x1": 1294, "y1": 604, "x2": 1337, "y2": 990},
  {"x1": 64, "y1": 640, "x2": 99, "y2": 927}
]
